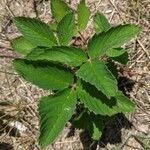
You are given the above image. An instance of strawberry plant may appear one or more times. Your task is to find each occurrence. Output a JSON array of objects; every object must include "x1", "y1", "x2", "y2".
[{"x1": 11, "y1": 0, "x2": 141, "y2": 147}]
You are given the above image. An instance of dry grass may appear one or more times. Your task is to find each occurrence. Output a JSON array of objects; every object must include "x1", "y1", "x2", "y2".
[{"x1": 0, "y1": 0, "x2": 149, "y2": 149}]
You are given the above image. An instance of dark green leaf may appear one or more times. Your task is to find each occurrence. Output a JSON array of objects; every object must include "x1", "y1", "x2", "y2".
[
  {"x1": 13, "y1": 59, "x2": 74, "y2": 90},
  {"x1": 51, "y1": 0, "x2": 70, "y2": 22},
  {"x1": 11, "y1": 36, "x2": 36, "y2": 55},
  {"x1": 26, "y1": 46, "x2": 87, "y2": 67},
  {"x1": 57, "y1": 12, "x2": 75, "y2": 45},
  {"x1": 14, "y1": 17, "x2": 57, "y2": 47},
  {"x1": 76, "y1": 60, "x2": 118, "y2": 98},
  {"x1": 94, "y1": 12, "x2": 111, "y2": 34},
  {"x1": 39, "y1": 89, "x2": 77, "y2": 147},
  {"x1": 106, "y1": 60, "x2": 118, "y2": 78},
  {"x1": 77, "y1": 0, "x2": 90, "y2": 31},
  {"x1": 88, "y1": 24, "x2": 141, "y2": 58}
]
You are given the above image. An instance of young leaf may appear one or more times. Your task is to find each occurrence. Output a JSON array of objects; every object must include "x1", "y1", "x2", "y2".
[
  {"x1": 11, "y1": 36, "x2": 36, "y2": 55},
  {"x1": 76, "y1": 60, "x2": 118, "y2": 98},
  {"x1": 13, "y1": 59, "x2": 73, "y2": 90},
  {"x1": 26, "y1": 46, "x2": 87, "y2": 67},
  {"x1": 77, "y1": 0, "x2": 90, "y2": 31},
  {"x1": 88, "y1": 24, "x2": 141, "y2": 58},
  {"x1": 90, "y1": 113, "x2": 108, "y2": 140},
  {"x1": 106, "y1": 48, "x2": 125, "y2": 57},
  {"x1": 73, "y1": 111, "x2": 108, "y2": 140},
  {"x1": 57, "y1": 12, "x2": 75, "y2": 45},
  {"x1": 14, "y1": 17, "x2": 57, "y2": 47},
  {"x1": 39, "y1": 89, "x2": 77, "y2": 147},
  {"x1": 94, "y1": 12, "x2": 111, "y2": 34},
  {"x1": 51, "y1": 0, "x2": 70, "y2": 22},
  {"x1": 77, "y1": 81, "x2": 135, "y2": 115}
]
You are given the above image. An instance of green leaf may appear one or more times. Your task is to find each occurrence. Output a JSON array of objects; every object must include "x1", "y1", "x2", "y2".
[
  {"x1": 57, "y1": 12, "x2": 75, "y2": 45},
  {"x1": 88, "y1": 24, "x2": 141, "y2": 58},
  {"x1": 111, "y1": 52, "x2": 129, "y2": 64},
  {"x1": 39, "y1": 88, "x2": 77, "y2": 147},
  {"x1": 106, "y1": 48, "x2": 125, "y2": 57},
  {"x1": 93, "y1": 12, "x2": 111, "y2": 34},
  {"x1": 13, "y1": 59, "x2": 73, "y2": 90},
  {"x1": 51, "y1": 0, "x2": 70, "y2": 22},
  {"x1": 77, "y1": 0, "x2": 90, "y2": 31},
  {"x1": 77, "y1": 81, "x2": 135, "y2": 116},
  {"x1": 14, "y1": 17, "x2": 57, "y2": 47},
  {"x1": 26, "y1": 46, "x2": 87, "y2": 67},
  {"x1": 11, "y1": 36, "x2": 36, "y2": 55},
  {"x1": 76, "y1": 60, "x2": 118, "y2": 98}
]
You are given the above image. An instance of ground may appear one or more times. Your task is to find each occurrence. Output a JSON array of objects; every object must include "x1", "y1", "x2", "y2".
[{"x1": 0, "y1": 0, "x2": 149, "y2": 150}]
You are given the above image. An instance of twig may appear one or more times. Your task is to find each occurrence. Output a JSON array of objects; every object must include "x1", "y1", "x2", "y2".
[
  {"x1": 137, "y1": 39, "x2": 150, "y2": 60},
  {"x1": 5, "y1": 0, "x2": 15, "y2": 17},
  {"x1": 108, "y1": 0, "x2": 125, "y2": 22},
  {"x1": 0, "y1": 55, "x2": 16, "y2": 59},
  {"x1": 0, "y1": 70, "x2": 18, "y2": 76}
]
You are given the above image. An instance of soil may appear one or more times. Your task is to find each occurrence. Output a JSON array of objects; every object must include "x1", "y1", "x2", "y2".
[{"x1": 0, "y1": 0, "x2": 149, "y2": 150}]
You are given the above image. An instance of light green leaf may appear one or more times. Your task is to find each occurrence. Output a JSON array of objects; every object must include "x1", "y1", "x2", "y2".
[
  {"x1": 39, "y1": 89, "x2": 77, "y2": 147},
  {"x1": 76, "y1": 60, "x2": 118, "y2": 98},
  {"x1": 94, "y1": 12, "x2": 111, "y2": 34},
  {"x1": 48, "y1": 22, "x2": 57, "y2": 31},
  {"x1": 106, "y1": 48, "x2": 125, "y2": 57},
  {"x1": 90, "y1": 113, "x2": 107, "y2": 140},
  {"x1": 111, "y1": 52, "x2": 129, "y2": 64},
  {"x1": 11, "y1": 36, "x2": 36, "y2": 55},
  {"x1": 77, "y1": 0, "x2": 90, "y2": 31},
  {"x1": 115, "y1": 91, "x2": 135, "y2": 112},
  {"x1": 88, "y1": 24, "x2": 141, "y2": 58},
  {"x1": 51, "y1": 0, "x2": 70, "y2": 22},
  {"x1": 14, "y1": 17, "x2": 57, "y2": 47},
  {"x1": 26, "y1": 46, "x2": 87, "y2": 67},
  {"x1": 13, "y1": 59, "x2": 73, "y2": 90},
  {"x1": 57, "y1": 12, "x2": 75, "y2": 45},
  {"x1": 77, "y1": 81, "x2": 135, "y2": 116}
]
